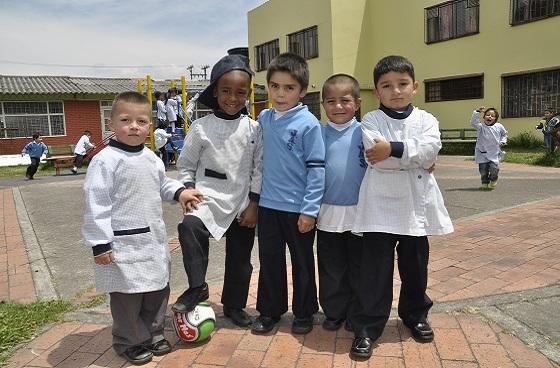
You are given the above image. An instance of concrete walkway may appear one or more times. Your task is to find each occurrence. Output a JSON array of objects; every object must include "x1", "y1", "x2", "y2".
[{"x1": 3, "y1": 158, "x2": 560, "y2": 367}]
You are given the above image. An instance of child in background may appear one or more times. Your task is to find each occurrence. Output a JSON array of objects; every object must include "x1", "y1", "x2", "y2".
[
  {"x1": 154, "y1": 122, "x2": 173, "y2": 170},
  {"x1": 317, "y1": 74, "x2": 366, "y2": 331},
  {"x1": 351, "y1": 55, "x2": 454, "y2": 358},
  {"x1": 536, "y1": 108, "x2": 560, "y2": 153},
  {"x1": 470, "y1": 106, "x2": 508, "y2": 190},
  {"x1": 72, "y1": 130, "x2": 95, "y2": 174},
  {"x1": 166, "y1": 89, "x2": 178, "y2": 133},
  {"x1": 155, "y1": 91, "x2": 167, "y2": 127},
  {"x1": 251, "y1": 53, "x2": 325, "y2": 335},
  {"x1": 172, "y1": 54, "x2": 263, "y2": 329},
  {"x1": 82, "y1": 91, "x2": 202, "y2": 365},
  {"x1": 21, "y1": 133, "x2": 48, "y2": 180}
]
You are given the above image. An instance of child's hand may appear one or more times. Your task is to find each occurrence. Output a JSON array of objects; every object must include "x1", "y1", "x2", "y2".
[
  {"x1": 298, "y1": 214, "x2": 316, "y2": 233},
  {"x1": 238, "y1": 201, "x2": 258, "y2": 228},
  {"x1": 478, "y1": 106, "x2": 486, "y2": 113},
  {"x1": 94, "y1": 251, "x2": 114, "y2": 265},
  {"x1": 365, "y1": 139, "x2": 391, "y2": 164},
  {"x1": 178, "y1": 188, "x2": 203, "y2": 214}
]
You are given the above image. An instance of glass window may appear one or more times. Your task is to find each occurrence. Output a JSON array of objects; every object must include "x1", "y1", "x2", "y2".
[
  {"x1": 255, "y1": 39, "x2": 280, "y2": 72},
  {"x1": 1, "y1": 101, "x2": 65, "y2": 138},
  {"x1": 511, "y1": 0, "x2": 560, "y2": 24},
  {"x1": 502, "y1": 68, "x2": 560, "y2": 118},
  {"x1": 426, "y1": 0, "x2": 479, "y2": 44},
  {"x1": 425, "y1": 75, "x2": 484, "y2": 102},
  {"x1": 302, "y1": 92, "x2": 321, "y2": 120},
  {"x1": 287, "y1": 26, "x2": 319, "y2": 60}
]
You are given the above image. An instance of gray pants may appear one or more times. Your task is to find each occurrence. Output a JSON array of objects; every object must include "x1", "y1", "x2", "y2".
[
  {"x1": 478, "y1": 161, "x2": 499, "y2": 184},
  {"x1": 109, "y1": 285, "x2": 170, "y2": 355}
]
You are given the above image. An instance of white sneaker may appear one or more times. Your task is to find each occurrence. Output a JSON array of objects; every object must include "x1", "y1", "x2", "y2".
[{"x1": 71, "y1": 167, "x2": 77, "y2": 174}]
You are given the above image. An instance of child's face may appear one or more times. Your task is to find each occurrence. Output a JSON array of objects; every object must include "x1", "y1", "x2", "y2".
[
  {"x1": 213, "y1": 70, "x2": 251, "y2": 116},
  {"x1": 484, "y1": 110, "x2": 497, "y2": 125},
  {"x1": 374, "y1": 71, "x2": 418, "y2": 111},
  {"x1": 109, "y1": 101, "x2": 151, "y2": 146},
  {"x1": 322, "y1": 83, "x2": 361, "y2": 125},
  {"x1": 34, "y1": 137, "x2": 42, "y2": 143},
  {"x1": 268, "y1": 71, "x2": 307, "y2": 112},
  {"x1": 544, "y1": 111, "x2": 553, "y2": 120}
]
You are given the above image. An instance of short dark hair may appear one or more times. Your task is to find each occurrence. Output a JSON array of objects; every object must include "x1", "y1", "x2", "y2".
[
  {"x1": 32, "y1": 133, "x2": 40, "y2": 140},
  {"x1": 111, "y1": 91, "x2": 151, "y2": 118},
  {"x1": 266, "y1": 53, "x2": 309, "y2": 90},
  {"x1": 155, "y1": 91, "x2": 163, "y2": 99},
  {"x1": 322, "y1": 73, "x2": 360, "y2": 101},
  {"x1": 373, "y1": 55, "x2": 415, "y2": 87},
  {"x1": 83, "y1": 130, "x2": 91, "y2": 135},
  {"x1": 544, "y1": 107, "x2": 557, "y2": 114}
]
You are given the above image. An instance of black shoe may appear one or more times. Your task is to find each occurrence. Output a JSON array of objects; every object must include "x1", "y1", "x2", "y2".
[
  {"x1": 122, "y1": 345, "x2": 153, "y2": 365},
  {"x1": 403, "y1": 320, "x2": 434, "y2": 342},
  {"x1": 251, "y1": 315, "x2": 280, "y2": 334},
  {"x1": 292, "y1": 316, "x2": 314, "y2": 334},
  {"x1": 146, "y1": 339, "x2": 172, "y2": 356},
  {"x1": 172, "y1": 283, "x2": 209, "y2": 313},
  {"x1": 322, "y1": 317, "x2": 345, "y2": 331},
  {"x1": 223, "y1": 306, "x2": 252, "y2": 327},
  {"x1": 351, "y1": 337, "x2": 373, "y2": 358}
]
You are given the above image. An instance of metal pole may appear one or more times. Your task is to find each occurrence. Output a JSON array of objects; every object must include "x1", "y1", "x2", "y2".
[
  {"x1": 137, "y1": 80, "x2": 143, "y2": 94},
  {"x1": 147, "y1": 75, "x2": 155, "y2": 151},
  {"x1": 181, "y1": 76, "x2": 188, "y2": 132}
]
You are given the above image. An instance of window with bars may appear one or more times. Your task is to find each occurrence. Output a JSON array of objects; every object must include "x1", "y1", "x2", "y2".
[
  {"x1": 425, "y1": 75, "x2": 484, "y2": 102},
  {"x1": 302, "y1": 92, "x2": 321, "y2": 120},
  {"x1": 511, "y1": 0, "x2": 560, "y2": 24},
  {"x1": 255, "y1": 39, "x2": 279, "y2": 71},
  {"x1": 287, "y1": 26, "x2": 318, "y2": 60},
  {"x1": 1, "y1": 101, "x2": 65, "y2": 138},
  {"x1": 502, "y1": 68, "x2": 560, "y2": 118},
  {"x1": 425, "y1": 0, "x2": 479, "y2": 44}
]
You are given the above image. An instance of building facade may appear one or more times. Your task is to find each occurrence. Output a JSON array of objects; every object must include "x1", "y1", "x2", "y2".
[{"x1": 248, "y1": 0, "x2": 560, "y2": 136}]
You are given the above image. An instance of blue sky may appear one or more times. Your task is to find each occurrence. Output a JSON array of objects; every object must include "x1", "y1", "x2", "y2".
[{"x1": 0, "y1": 0, "x2": 267, "y2": 79}]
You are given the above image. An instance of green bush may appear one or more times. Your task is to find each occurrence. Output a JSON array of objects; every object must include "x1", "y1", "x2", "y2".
[{"x1": 507, "y1": 131, "x2": 543, "y2": 149}]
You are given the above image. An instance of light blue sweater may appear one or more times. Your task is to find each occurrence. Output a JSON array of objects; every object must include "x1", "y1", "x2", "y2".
[
  {"x1": 22, "y1": 141, "x2": 48, "y2": 158},
  {"x1": 258, "y1": 105, "x2": 325, "y2": 217}
]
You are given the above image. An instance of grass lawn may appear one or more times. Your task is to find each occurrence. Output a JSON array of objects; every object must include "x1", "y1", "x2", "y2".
[{"x1": 0, "y1": 164, "x2": 57, "y2": 179}]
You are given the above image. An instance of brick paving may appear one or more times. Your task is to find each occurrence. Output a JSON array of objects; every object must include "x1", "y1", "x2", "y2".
[{"x1": 4, "y1": 183, "x2": 560, "y2": 367}]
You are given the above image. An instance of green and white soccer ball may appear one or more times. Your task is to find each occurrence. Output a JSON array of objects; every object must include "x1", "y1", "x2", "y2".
[{"x1": 172, "y1": 301, "x2": 216, "y2": 343}]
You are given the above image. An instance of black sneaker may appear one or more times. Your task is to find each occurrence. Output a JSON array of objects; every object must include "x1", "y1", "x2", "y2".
[
  {"x1": 291, "y1": 316, "x2": 314, "y2": 334},
  {"x1": 251, "y1": 315, "x2": 280, "y2": 334},
  {"x1": 122, "y1": 345, "x2": 153, "y2": 365},
  {"x1": 146, "y1": 339, "x2": 172, "y2": 356},
  {"x1": 223, "y1": 306, "x2": 252, "y2": 327},
  {"x1": 172, "y1": 283, "x2": 209, "y2": 313}
]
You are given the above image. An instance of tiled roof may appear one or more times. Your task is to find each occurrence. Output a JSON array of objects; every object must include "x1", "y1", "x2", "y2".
[{"x1": 0, "y1": 75, "x2": 210, "y2": 95}]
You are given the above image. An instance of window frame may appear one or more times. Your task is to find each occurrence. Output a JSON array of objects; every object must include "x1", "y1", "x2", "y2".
[
  {"x1": 510, "y1": 0, "x2": 560, "y2": 25},
  {"x1": 287, "y1": 25, "x2": 319, "y2": 60},
  {"x1": 424, "y1": 73, "x2": 484, "y2": 102},
  {"x1": 0, "y1": 100, "x2": 66, "y2": 139},
  {"x1": 425, "y1": 0, "x2": 480, "y2": 44},
  {"x1": 502, "y1": 67, "x2": 560, "y2": 118},
  {"x1": 255, "y1": 39, "x2": 280, "y2": 72}
]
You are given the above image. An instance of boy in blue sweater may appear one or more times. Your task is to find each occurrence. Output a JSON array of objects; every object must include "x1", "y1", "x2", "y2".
[
  {"x1": 317, "y1": 74, "x2": 366, "y2": 331},
  {"x1": 21, "y1": 133, "x2": 48, "y2": 180},
  {"x1": 251, "y1": 53, "x2": 325, "y2": 335}
]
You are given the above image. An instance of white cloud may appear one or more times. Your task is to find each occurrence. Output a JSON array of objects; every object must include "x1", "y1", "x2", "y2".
[{"x1": 0, "y1": 0, "x2": 267, "y2": 79}]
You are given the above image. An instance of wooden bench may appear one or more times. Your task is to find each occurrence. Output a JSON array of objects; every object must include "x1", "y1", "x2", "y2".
[
  {"x1": 440, "y1": 128, "x2": 477, "y2": 143},
  {"x1": 45, "y1": 145, "x2": 75, "y2": 176}
]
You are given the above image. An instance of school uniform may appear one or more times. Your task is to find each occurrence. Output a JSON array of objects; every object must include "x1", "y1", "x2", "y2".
[
  {"x1": 21, "y1": 141, "x2": 48, "y2": 179},
  {"x1": 257, "y1": 104, "x2": 325, "y2": 319},
  {"x1": 351, "y1": 105, "x2": 453, "y2": 341},
  {"x1": 317, "y1": 119, "x2": 367, "y2": 321},
  {"x1": 82, "y1": 139, "x2": 185, "y2": 354},
  {"x1": 470, "y1": 110, "x2": 508, "y2": 184},
  {"x1": 175, "y1": 111, "x2": 262, "y2": 309},
  {"x1": 73, "y1": 134, "x2": 94, "y2": 169}
]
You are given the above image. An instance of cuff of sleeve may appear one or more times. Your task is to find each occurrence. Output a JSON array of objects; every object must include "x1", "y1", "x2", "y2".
[
  {"x1": 249, "y1": 191, "x2": 260, "y2": 202},
  {"x1": 183, "y1": 182, "x2": 195, "y2": 189},
  {"x1": 174, "y1": 187, "x2": 186, "y2": 201},
  {"x1": 92, "y1": 243, "x2": 112, "y2": 257},
  {"x1": 390, "y1": 141, "x2": 404, "y2": 158}
]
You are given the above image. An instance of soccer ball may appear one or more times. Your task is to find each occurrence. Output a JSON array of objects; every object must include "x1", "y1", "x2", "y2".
[{"x1": 172, "y1": 301, "x2": 216, "y2": 343}]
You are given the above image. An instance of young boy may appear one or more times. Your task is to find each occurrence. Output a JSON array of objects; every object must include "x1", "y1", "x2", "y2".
[
  {"x1": 154, "y1": 122, "x2": 173, "y2": 170},
  {"x1": 82, "y1": 91, "x2": 202, "y2": 365},
  {"x1": 21, "y1": 133, "x2": 48, "y2": 180},
  {"x1": 172, "y1": 54, "x2": 263, "y2": 328},
  {"x1": 72, "y1": 130, "x2": 95, "y2": 174},
  {"x1": 317, "y1": 74, "x2": 366, "y2": 331},
  {"x1": 155, "y1": 91, "x2": 167, "y2": 127},
  {"x1": 470, "y1": 106, "x2": 508, "y2": 190},
  {"x1": 351, "y1": 55, "x2": 454, "y2": 358},
  {"x1": 536, "y1": 107, "x2": 559, "y2": 153},
  {"x1": 251, "y1": 53, "x2": 325, "y2": 335}
]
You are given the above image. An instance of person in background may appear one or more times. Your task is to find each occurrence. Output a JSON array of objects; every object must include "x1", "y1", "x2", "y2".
[
  {"x1": 166, "y1": 88, "x2": 178, "y2": 133},
  {"x1": 72, "y1": 130, "x2": 95, "y2": 174},
  {"x1": 154, "y1": 122, "x2": 173, "y2": 170},
  {"x1": 21, "y1": 133, "x2": 48, "y2": 180},
  {"x1": 536, "y1": 108, "x2": 560, "y2": 153},
  {"x1": 155, "y1": 91, "x2": 167, "y2": 127}
]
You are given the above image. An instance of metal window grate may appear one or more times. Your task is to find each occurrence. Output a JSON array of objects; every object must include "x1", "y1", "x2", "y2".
[
  {"x1": 302, "y1": 92, "x2": 321, "y2": 120},
  {"x1": 1, "y1": 101, "x2": 65, "y2": 138},
  {"x1": 502, "y1": 68, "x2": 560, "y2": 118},
  {"x1": 425, "y1": 75, "x2": 483, "y2": 102},
  {"x1": 287, "y1": 26, "x2": 318, "y2": 60},
  {"x1": 425, "y1": 0, "x2": 479, "y2": 44},
  {"x1": 255, "y1": 39, "x2": 280, "y2": 72},
  {"x1": 511, "y1": 0, "x2": 560, "y2": 25}
]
